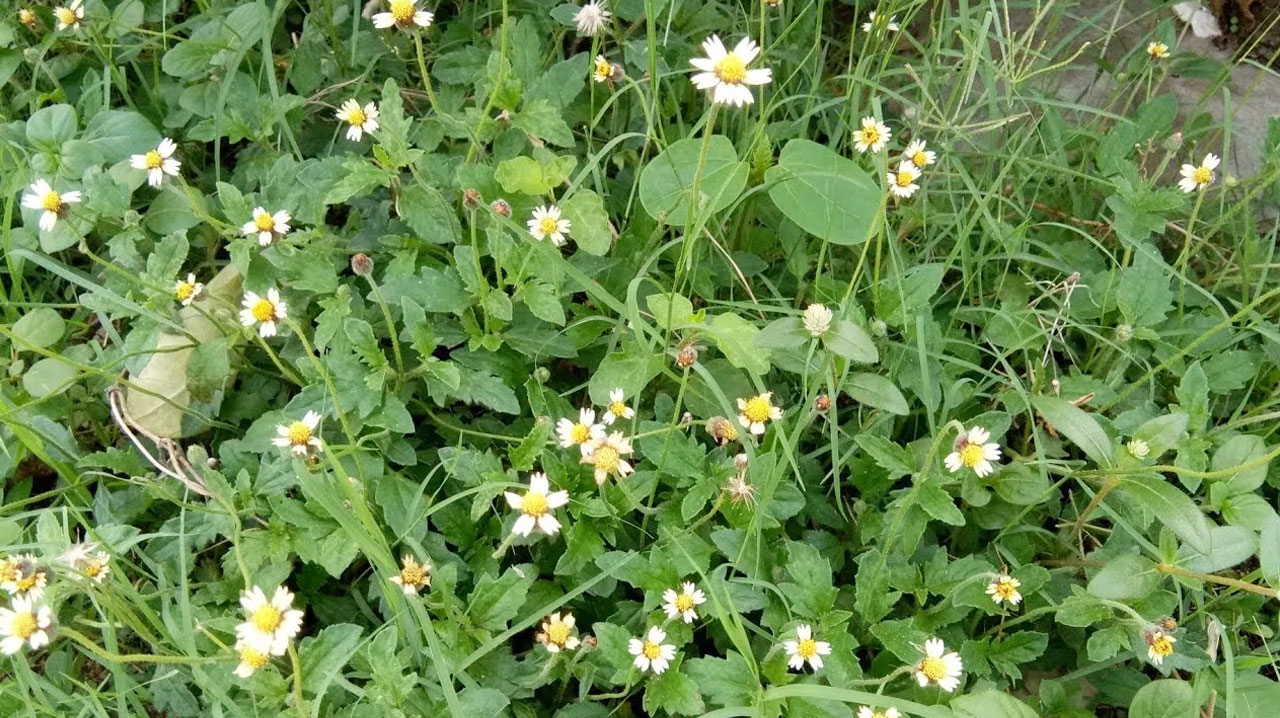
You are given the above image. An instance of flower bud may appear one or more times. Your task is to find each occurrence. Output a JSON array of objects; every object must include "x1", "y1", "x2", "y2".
[
  {"x1": 1126, "y1": 438, "x2": 1150, "y2": 459},
  {"x1": 1114, "y1": 323, "x2": 1133, "y2": 343},
  {"x1": 733, "y1": 453, "x2": 749, "y2": 472},
  {"x1": 676, "y1": 343, "x2": 698, "y2": 369},
  {"x1": 533, "y1": 366, "x2": 551, "y2": 383},
  {"x1": 1163, "y1": 131, "x2": 1183, "y2": 152},
  {"x1": 463, "y1": 188, "x2": 481, "y2": 207},
  {"x1": 869, "y1": 318, "x2": 888, "y2": 337},
  {"x1": 491, "y1": 198, "x2": 511, "y2": 217},
  {"x1": 814, "y1": 394, "x2": 831, "y2": 412},
  {"x1": 351, "y1": 253, "x2": 374, "y2": 277}
]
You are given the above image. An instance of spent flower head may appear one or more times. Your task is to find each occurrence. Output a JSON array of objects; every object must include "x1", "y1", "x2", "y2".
[{"x1": 573, "y1": 0, "x2": 610, "y2": 36}]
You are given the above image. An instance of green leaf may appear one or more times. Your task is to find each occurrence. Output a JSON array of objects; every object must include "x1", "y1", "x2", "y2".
[
  {"x1": 494, "y1": 153, "x2": 577, "y2": 196},
  {"x1": 144, "y1": 191, "x2": 205, "y2": 235},
  {"x1": 522, "y1": 281, "x2": 566, "y2": 325},
  {"x1": 875, "y1": 263, "x2": 946, "y2": 328},
  {"x1": 825, "y1": 320, "x2": 878, "y2": 363},
  {"x1": 12, "y1": 308, "x2": 66, "y2": 350},
  {"x1": 453, "y1": 368, "x2": 521, "y2": 414},
  {"x1": 1210, "y1": 434, "x2": 1270, "y2": 495},
  {"x1": 643, "y1": 664, "x2": 704, "y2": 716},
  {"x1": 299, "y1": 624, "x2": 363, "y2": 697},
  {"x1": 1054, "y1": 589, "x2": 1111, "y2": 627},
  {"x1": 399, "y1": 184, "x2": 462, "y2": 244},
  {"x1": 26, "y1": 104, "x2": 78, "y2": 150},
  {"x1": 684, "y1": 651, "x2": 754, "y2": 707},
  {"x1": 1129, "y1": 680, "x2": 1196, "y2": 718},
  {"x1": 82, "y1": 110, "x2": 161, "y2": 164},
  {"x1": 764, "y1": 139, "x2": 879, "y2": 245},
  {"x1": 916, "y1": 481, "x2": 965, "y2": 526},
  {"x1": 844, "y1": 373, "x2": 908, "y2": 415},
  {"x1": 468, "y1": 566, "x2": 535, "y2": 630},
  {"x1": 1032, "y1": 396, "x2": 1114, "y2": 466},
  {"x1": 561, "y1": 189, "x2": 611, "y2": 255},
  {"x1": 639, "y1": 135, "x2": 747, "y2": 226},
  {"x1": 1131, "y1": 412, "x2": 1189, "y2": 459},
  {"x1": 1117, "y1": 474, "x2": 1211, "y2": 554},
  {"x1": 951, "y1": 691, "x2": 1041, "y2": 718},
  {"x1": 984, "y1": 631, "x2": 1048, "y2": 679},
  {"x1": 646, "y1": 293, "x2": 695, "y2": 330},
  {"x1": 1116, "y1": 253, "x2": 1173, "y2": 327},
  {"x1": 708, "y1": 313, "x2": 769, "y2": 376},
  {"x1": 23, "y1": 356, "x2": 78, "y2": 397},
  {"x1": 1086, "y1": 554, "x2": 1157, "y2": 600},
  {"x1": 514, "y1": 99, "x2": 575, "y2": 147},
  {"x1": 186, "y1": 339, "x2": 231, "y2": 403},
  {"x1": 781, "y1": 541, "x2": 836, "y2": 617},
  {"x1": 325, "y1": 157, "x2": 393, "y2": 204},
  {"x1": 854, "y1": 434, "x2": 913, "y2": 479},
  {"x1": 588, "y1": 341, "x2": 663, "y2": 405}
]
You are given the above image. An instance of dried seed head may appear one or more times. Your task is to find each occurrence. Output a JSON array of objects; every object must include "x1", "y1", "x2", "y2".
[
  {"x1": 1159, "y1": 616, "x2": 1178, "y2": 632},
  {"x1": 705, "y1": 416, "x2": 739, "y2": 446},
  {"x1": 733, "y1": 453, "x2": 749, "y2": 473}
]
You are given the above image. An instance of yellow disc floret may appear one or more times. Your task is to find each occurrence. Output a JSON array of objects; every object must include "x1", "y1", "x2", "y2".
[
  {"x1": 251, "y1": 299, "x2": 276, "y2": 322},
  {"x1": 546, "y1": 620, "x2": 571, "y2": 645},
  {"x1": 10, "y1": 612, "x2": 37, "y2": 640},
  {"x1": 252, "y1": 604, "x2": 282, "y2": 633},
  {"x1": 919, "y1": 656, "x2": 946, "y2": 682},
  {"x1": 959, "y1": 443, "x2": 985, "y2": 468},
  {"x1": 521, "y1": 491, "x2": 549, "y2": 516},
  {"x1": 389, "y1": 0, "x2": 415, "y2": 23},
  {"x1": 642, "y1": 641, "x2": 662, "y2": 660},
  {"x1": 742, "y1": 396, "x2": 772, "y2": 423},
  {"x1": 714, "y1": 54, "x2": 747, "y2": 84}
]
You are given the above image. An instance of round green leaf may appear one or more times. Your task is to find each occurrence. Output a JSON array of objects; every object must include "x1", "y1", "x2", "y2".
[
  {"x1": 639, "y1": 135, "x2": 747, "y2": 226},
  {"x1": 764, "y1": 139, "x2": 880, "y2": 245}
]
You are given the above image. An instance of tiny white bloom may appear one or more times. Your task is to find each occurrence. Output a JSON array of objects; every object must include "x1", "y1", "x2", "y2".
[
  {"x1": 862, "y1": 11, "x2": 900, "y2": 33},
  {"x1": 242, "y1": 207, "x2": 291, "y2": 246},
  {"x1": 737, "y1": 392, "x2": 783, "y2": 435},
  {"x1": 628, "y1": 626, "x2": 677, "y2": 674},
  {"x1": 1178, "y1": 153, "x2": 1219, "y2": 193},
  {"x1": 903, "y1": 139, "x2": 937, "y2": 168},
  {"x1": 853, "y1": 117, "x2": 891, "y2": 154},
  {"x1": 662, "y1": 581, "x2": 707, "y2": 623},
  {"x1": 174, "y1": 273, "x2": 204, "y2": 306},
  {"x1": 887, "y1": 160, "x2": 922, "y2": 198},
  {"x1": 537, "y1": 612, "x2": 582, "y2": 652},
  {"x1": 802, "y1": 303, "x2": 834, "y2": 337},
  {"x1": 986, "y1": 574, "x2": 1023, "y2": 606},
  {"x1": 1147, "y1": 630, "x2": 1177, "y2": 665},
  {"x1": 603, "y1": 388, "x2": 635, "y2": 425},
  {"x1": 234, "y1": 639, "x2": 272, "y2": 678},
  {"x1": 129, "y1": 138, "x2": 181, "y2": 187},
  {"x1": 372, "y1": 0, "x2": 433, "y2": 29},
  {"x1": 235, "y1": 585, "x2": 304, "y2": 656},
  {"x1": 272, "y1": 410, "x2": 323, "y2": 457},
  {"x1": 1127, "y1": 438, "x2": 1151, "y2": 459},
  {"x1": 556, "y1": 408, "x2": 605, "y2": 451},
  {"x1": 239, "y1": 288, "x2": 288, "y2": 338},
  {"x1": 783, "y1": 624, "x2": 832, "y2": 671},
  {"x1": 388, "y1": 554, "x2": 432, "y2": 595},
  {"x1": 593, "y1": 54, "x2": 614, "y2": 83},
  {"x1": 580, "y1": 431, "x2": 635, "y2": 485},
  {"x1": 944, "y1": 425, "x2": 1002, "y2": 477},
  {"x1": 573, "y1": 0, "x2": 610, "y2": 37},
  {"x1": 689, "y1": 35, "x2": 773, "y2": 107},
  {"x1": 527, "y1": 205, "x2": 572, "y2": 246},
  {"x1": 1147, "y1": 41, "x2": 1170, "y2": 60},
  {"x1": 0, "y1": 596, "x2": 53, "y2": 655},
  {"x1": 60, "y1": 544, "x2": 111, "y2": 584},
  {"x1": 21, "y1": 179, "x2": 81, "y2": 232},
  {"x1": 0, "y1": 554, "x2": 46, "y2": 600},
  {"x1": 335, "y1": 99, "x2": 380, "y2": 141},
  {"x1": 54, "y1": 0, "x2": 83, "y2": 30},
  {"x1": 914, "y1": 637, "x2": 963, "y2": 692},
  {"x1": 504, "y1": 472, "x2": 570, "y2": 537},
  {"x1": 857, "y1": 707, "x2": 902, "y2": 718}
]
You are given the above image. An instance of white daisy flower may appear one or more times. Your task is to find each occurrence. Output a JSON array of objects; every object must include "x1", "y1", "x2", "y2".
[
  {"x1": 887, "y1": 160, "x2": 922, "y2": 198},
  {"x1": 272, "y1": 410, "x2": 323, "y2": 457},
  {"x1": 944, "y1": 425, "x2": 1002, "y2": 477},
  {"x1": 862, "y1": 11, "x2": 900, "y2": 33},
  {"x1": 737, "y1": 392, "x2": 783, "y2": 435},
  {"x1": 129, "y1": 138, "x2": 181, "y2": 188},
  {"x1": 853, "y1": 117, "x2": 891, "y2": 154},
  {"x1": 629, "y1": 626, "x2": 677, "y2": 674},
  {"x1": 242, "y1": 207, "x2": 291, "y2": 246},
  {"x1": 573, "y1": 0, "x2": 610, "y2": 36},
  {"x1": 536, "y1": 612, "x2": 582, "y2": 652},
  {"x1": 903, "y1": 139, "x2": 937, "y2": 168},
  {"x1": 54, "y1": 0, "x2": 83, "y2": 30},
  {"x1": 239, "y1": 289, "x2": 288, "y2": 338},
  {"x1": 174, "y1": 273, "x2": 204, "y2": 306},
  {"x1": 389, "y1": 554, "x2": 431, "y2": 595},
  {"x1": 61, "y1": 544, "x2": 111, "y2": 584},
  {"x1": 1, "y1": 554, "x2": 46, "y2": 600},
  {"x1": 580, "y1": 431, "x2": 635, "y2": 485},
  {"x1": 335, "y1": 99, "x2": 380, "y2": 141},
  {"x1": 1147, "y1": 41, "x2": 1170, "y2": 60},
  {"x1": 802, "y1": 303, "x2": 833, "y2": 337},
  {"x1": 504, "y1": 472, "x2": 570, "y2": 537},
  {"x1": 372, "y1": 0, "x2": 433, "y2": 29},
  {"x1": 602, "y1": 388, "x2": 635, "y2": 425},
  {"x1": 1146, "y1": 629, "x2": 1176, "y2": 665},
  {"x1": 593, "y1": 54, "x2": 614, "y2": 83},
  {"x1": 235, "y1": 585, "x2": 304, "y2": 656},
  {"x1": 0, "y1": 596, "x2": 53, "y2": 655},
  {"x1": 21, "y1": 179, "x2": 82, "y2": 232},
  {"x1": 783, "y1": 624, "x2": 832, "y2": 671},
  {"x1": 857, "y1": 707, "x2": 902, "y2": 718},
  {"x1": 689, "y1": 35, "x2": 773, "y2": 107},
  {"x1": 914, "y1": 637, "x2": 963, "y2": 692},
  {"x1": 662, "y1": 582, "x2": 707, "y2": 623},
  {"x1": 234, "y1": 639, "x2": 272, "y2": 678},
  {"x1": 1178, "y1": 153, "x2": 1219, "y2": 193},
  {"x1": 556, "y1": 408, "x2": 605, "y2": 451},
  {"x1": 986, "y1": 574, "x2": 1023, "y2": 606},
  {"x1": 527, "y1": 205, "x2": 571, "y2": 246}
]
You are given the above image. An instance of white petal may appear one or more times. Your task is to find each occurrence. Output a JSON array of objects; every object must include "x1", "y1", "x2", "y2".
[{"x1": 512, "y1": 514, "x2": 536, "y2": 536}]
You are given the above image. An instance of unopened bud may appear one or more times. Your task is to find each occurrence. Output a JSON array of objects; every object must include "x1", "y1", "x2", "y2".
[
  {"x1": 1163, "y1": 131, "x2": 1183, "y2": 152},
  {"x1": 1115, "y1": 323, "x2": 1133, "y2": 343},
  {"x1": 869, "y1": 318, "x2": 888, "y2": 337},
  {"x1": 680, "y1": 411, "x2": 693, "y2": 426},
  {"x1": 676, "y1": 344, "x2": 698, "y2": 369},
  {"x1": 814, "y1": 394, "x2": 831, "y2": 412},
  {"x1": 491, "y1": 199, "x2": 511, "y2": 217},
  {"x1": 1127, "y1": 438, "x2": 1150, "y2": 459},
  {"x1": 533, "y1": 366, "x2": 550, "y2": 383},
  {"x1": 733, "y1": 453, "x2": 749, "y2": 472},
  {"x1": 463, "y1": 188, "x2": 481, "y2": 207}
]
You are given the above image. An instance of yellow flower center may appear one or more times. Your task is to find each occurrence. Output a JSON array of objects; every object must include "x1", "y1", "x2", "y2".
[
  {"x1": 42, "y1": 191, "x2": 62, "y2": 213},
  {"x1": 55, "y1": 7, "x2": 75, "y2": 24},
  {"x1": 521, "y1": 491, "x2": 549, "y2": 516},
  {"x1": 400, "y1": 563, "x2": 424, "y2": 585},
  {"x1": 993, "y1": 580, "x2": 1017, "y2": 599},
  {"x1": 569, "y1": 423, "x2": 591, "y2": 443},
  {"x1": 286, "y1": 421, "x2": 312, "y2": 446},
  {"x1": 251, "y1": 604, "x2": 282, "y2": 633},
  {"x1": 895, "y1": 170, "x2": 915, "y2": 187},
  {"x1": 1151, "y1": 635, "x2": 1174, "y2": 657},
  {"x1": 546, "y1": 620, "x2": 571, "y2": 645},
  {"x1": 592, "y1": 445, "x2": 620, "y2": 474},
  {"x1": 959, "y1": 443, "x2": 985, "y2": 468},
  {"x1": 16, "y1": 573, "x2": 39, "y2": 592},
  {"x1": 1149, "y1": 44, "x2": 1167, "y2": 58},
  {"x1": 714, "y1": 53, "x2": 747, "y2": 84},
  {"x1": 1193, "y1": 166, "x2": 1213, "y2": 185},
  {"x1": 538, "y1": 217, "x2": 560, "y2": 236},
  {"x1": 742, "y1": 396, "x2": 772, "y2": 423},
  {"x1": 595, "y1": 58, "x2": 612, "y2": 79},
  {"x1": 85, "y1": 560, "x2": 104, "y2": 578},
  {"x1": 919, "y1": 656, "x2": 947, "y2": 682},
  {"x1": 795, "y1": 638, "x2": 818, "y2": 659},
  {"x1": 19, "y1": 9, "x2": 35, "y2": 24},
  {"x1": 254, "y1": 212, "x2": 276, "y2": 232},
  {"x1": 911, "y1": 151, "x2": 929, "y2": 166},
  {"x1": 0, "y1": 563, "x2": 15, "y2": 582},
  {"x1": 347, "y1": 106, "x2": 366, "y2": 126},
  {"x1": 608, "y1": 401, "x2": 627, "y2": 417},
  {"x1": 389, "y1": 0, "x2": 415, "y2": 23},
  {"x1": 175, "y1": 282, "x2": 195, "y2": 301},
  {"x1": 675, "y1": 594, "x2": 695, "y2": 613},
  {"x1": 11, "y1": 612, "x2": 37, "y2": 640},
  {"x1": 642, "y1": 641, "x2": 662, "y2": 660},
  {"x1": 143, "y1": 150, "x2": 164, "y2": 169},
  {"x1": 251, "y1": 299, "x2": 276, "y2": 322},
  {"x1": 240, "y1": 645, "x2": 271, "y2": 669},
  {"x1": 861, "y1": 127, "x2": 880, "y2": 145}
]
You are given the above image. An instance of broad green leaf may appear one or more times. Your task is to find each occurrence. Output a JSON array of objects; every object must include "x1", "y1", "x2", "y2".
[
  {"x1": 1178, "y1": 525, "x2": 1256, "y2": 573},
  {"x1": 951, "y1": 691, "x2": 1041, "y2": 718},
  {"x1": 26, "y1": 104, "x2": 78, "y2": 150},
  {"x1": 588, "y1": 340, "x2": 663, "y2": 406},
  {"x1": 684, "y1": 651, "x2": 754, "y2": 707},
  {"x1": 1087, "y1": 553, "x2": 1157, "y2": 600},
  {"x1": 1210, "y1": 434, "x2": 1270, "y2": 495},
  {"x1": 12, "y1": 308, "x2": 66, "y2": 350},
  {"x1": 1117, "y1": 474, "x2": 1211, "y2": 554},
  {"x1": 646, "y1": 293, "x2": 695, "y2": 330},
  {"x1": 844, "y1": 373, "x2": 908, "y2": 415},
  {"x1": 1129, "y1": 679, "x2": 1196, "y2": 718},
  {"x1": 643, "y1": 663, "x2": 704, "y2": 716},
  {"x1": 561, "y1": 189, "x2": 611, "y2": 255},
  {"x1": 514, "y1": 99, "x2": 575, "y2": 147},
  {"x1": 23, "y1": 356, "x2": 78, "y2": 397},
  {"x1": 299, "y1": 624, "x2": 363, "y2": 697},
  {"x1": 1131, "y1": 412, "x2": 1189, "y2": 459},
  {"x1": 400, "y1": 184, "x2": 462, "y2": 244},
  {"x1": 708, "y1": 312, "x2": 769, "y2": 375},
  {"x1": 468, "y1": 566, "x2": 535, "y2": 630},
  {"x1": 764, "y1": 139, "x2": 879, "y2": 245},
  {"x1": 916, "y1": 482, "x2": 965, "y2": 526},
  {"x1": 639, "y1": 135, "x2": 747, "y2": 226},
  {"x1": 1033, "y1": 396, "x2": 1115, "y2": 466},
  {"x1": 825, "y1": 320, "x2": 878, "y2": 363}
]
